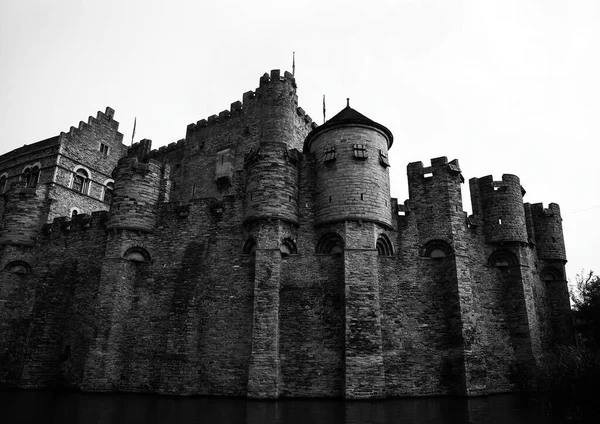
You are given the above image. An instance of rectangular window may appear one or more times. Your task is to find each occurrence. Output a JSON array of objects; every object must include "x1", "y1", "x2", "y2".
[
  {"x1": 353, "y1": 144, "x2": 367, "y2": 160},
  {"x1": 99, "y1": 143, "x2": 109, "y2": 155},
  {"x1": 379, "y1": 150, "x2": 389, "y2": 167},
  {"x1": 324, "y1": 146, "x2": 336, "y2": 162}
]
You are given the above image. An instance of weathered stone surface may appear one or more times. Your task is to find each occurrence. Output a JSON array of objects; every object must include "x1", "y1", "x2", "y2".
[{"x1": 0, "y1": 70, "x2": 573, "y2": 399}]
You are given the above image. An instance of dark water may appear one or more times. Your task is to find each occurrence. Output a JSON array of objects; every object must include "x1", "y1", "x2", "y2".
[{"x1": 0, "y1": 390, "x2": 567, "y2": 424}]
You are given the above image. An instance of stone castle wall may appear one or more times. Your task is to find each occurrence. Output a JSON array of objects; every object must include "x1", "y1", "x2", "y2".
[{"x1": 0, "y1": 70, "x2": 573, "y2": 399}]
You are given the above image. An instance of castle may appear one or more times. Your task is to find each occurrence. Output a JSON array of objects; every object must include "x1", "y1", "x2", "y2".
[{"x1": 0, "y1": 69, "x2": 573, "y2": 399}]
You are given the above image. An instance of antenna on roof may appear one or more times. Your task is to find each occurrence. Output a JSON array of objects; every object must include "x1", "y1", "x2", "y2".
[
  {"x1": 292, "y1": 51, "x2": 296, "y2": 77},
  {"x1": 323, "y1": 95, "x2": 326, "y2": 123}
]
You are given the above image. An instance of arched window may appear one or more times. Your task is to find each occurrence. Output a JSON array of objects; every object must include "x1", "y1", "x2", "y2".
[
  {"x1": 70, "y1": 208, "x2": 79, "y2": 218},
  {"x1": 4, "y1": 260, "x2": 31, "y2": 275},
  {"x1": 124, "y1": 246, "x2": 151, "y2": 263},
  {"x1": 28, "y1": 165, "x2": 40, "y2": 187},
  {"x1": 488, "y1": 250, "x2": 518, "y2": 267},
  {"x1": 22, "y1": 167, "x2": 31, "y2": 184},
  {"x1": 103, "y1": 180, "x2": 114, "y2": 204},
  {"x1": 422, "y1": 240, "x2": 452, "y2": 259},
  {"x1": 242, "y1": 237, "x2": 257, "y2": 255},
  {"x1": 72, "y1": 168, "x2": 90, "y2": 194},
  {"x1": 0, "y1": 173, "x2": 7, "y2": 193},
  {"x1": 316, "y1": 233, "x2": 344, "y2": 254},
  {"x1": 541, "y1": 267, "x2": 562, "y2": 281},
  {"x1": 280, "y1": 238, "x2": 297, "y2": 256},
  {"x1": 376, "y1": 234, "x2": 394, "y2": 256}
]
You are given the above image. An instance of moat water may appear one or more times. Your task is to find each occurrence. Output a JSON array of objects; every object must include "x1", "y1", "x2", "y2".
[{"x1": 0, "y1": 390, "x2": 568, "y2": 423}]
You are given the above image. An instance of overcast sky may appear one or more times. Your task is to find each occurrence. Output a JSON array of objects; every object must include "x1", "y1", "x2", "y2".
[{"x1": 1, "y1": 0, "x2": 598, "y2": 283}]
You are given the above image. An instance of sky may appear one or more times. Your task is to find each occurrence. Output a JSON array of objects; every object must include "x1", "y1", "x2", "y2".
[{"x1": 1, "y1": 0, "x2": 598, "y2": 284}]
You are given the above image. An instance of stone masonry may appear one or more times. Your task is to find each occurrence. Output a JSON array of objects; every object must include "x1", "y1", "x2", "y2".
[{"x1": 0, "y1": 69, "x2": 573, "y2": 399}]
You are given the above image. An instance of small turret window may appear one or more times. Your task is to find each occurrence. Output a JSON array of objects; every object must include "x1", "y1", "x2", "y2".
[
  {"x1": 324, "y1": 146, "x2": 336, "y2": 162},
  {"x1": 379, "y1": 150, "x2": 389, "y2": 167},
  {"x1": 353, "y1": 144, "x2": 368, "y2": 160}
]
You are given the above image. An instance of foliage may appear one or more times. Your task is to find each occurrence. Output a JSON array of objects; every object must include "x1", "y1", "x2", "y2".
[
  {"x1": 570, "y1": 270, "x2": 600, "y2": 347},
  {"x1": 537, "y1": 346, "x2": 600, "y2": 422}
]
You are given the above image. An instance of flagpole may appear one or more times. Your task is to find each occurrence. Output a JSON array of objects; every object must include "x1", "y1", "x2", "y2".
[
  {"x1": 323, "y1": 95, "x2": 326, "y2": 124},
  {"x1": 131, "y1": 117, "x2": 137, "y2": 146},
  {"x1": 292, "y1": 52, "x2": 296, "y2": 77}
]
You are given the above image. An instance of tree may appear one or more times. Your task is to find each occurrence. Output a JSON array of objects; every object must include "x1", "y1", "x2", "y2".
[{"x1": 571, "y1": 270, "x2": 600, "y2": 346}]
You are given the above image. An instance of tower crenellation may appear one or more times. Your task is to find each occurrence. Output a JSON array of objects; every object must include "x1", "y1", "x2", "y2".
[
  {"x1": 526, "y1": 202, "x2": 566, "y2": 261},
  {"x1": 470, "y1": 174, "x2": 528, "y2": 244}
]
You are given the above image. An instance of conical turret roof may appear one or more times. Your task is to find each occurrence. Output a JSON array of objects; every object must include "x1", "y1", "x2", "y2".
[{"x1": 303, "y1": 103, "x2": 393, "y2": 152}]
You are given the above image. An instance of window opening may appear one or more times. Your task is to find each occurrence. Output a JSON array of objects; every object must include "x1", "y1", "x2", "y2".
[
  {"x1": 0, "y1": 174, "x2": 7, "y2": 193},
  {"x1": 99, "y1": 143, "x2": 109, "y2": 155},
  {"x1": 376, "y1": 234, "x2": 394, "y2": 256},
  {"x1": 4, "y1": 260, "x2": 31, "y2": 275},
  {"x1": 103, "y1": 181, "x2": 114, "y2": 204},
  {"x1": 324, "y1": 146, "x2": 336, "y2": 162},
  {"x1": 379, "y1": 150, "x2": 389, "y2": 167},
  {"x1": 124, "y1": 246, "x2": 151, "y2": 263},
  {"x1": 316, "y1": 233, "x2": 344, "y2": 254},
  {"x1": 72, "y1": 168, "x2": 89, "y2": 194},
  {"x1": 353, "y1": 144, "x2": 367, "y2": 160}
]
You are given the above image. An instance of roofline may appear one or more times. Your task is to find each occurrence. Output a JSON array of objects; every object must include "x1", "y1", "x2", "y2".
[{"x1": 303, "y1": 120, "x2": 394, "y2": 153}]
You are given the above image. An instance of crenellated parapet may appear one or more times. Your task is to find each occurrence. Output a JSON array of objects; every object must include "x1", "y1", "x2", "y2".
[
  {"x1": 470, "y1": 174, "x2": 528, "y2": 244},
  {"x1": 184, "y1": 70, "x2": 316, "y2": 153},
  {"x1": 106, "y1": 156, "x2": 170, "y2": 232},
  {"x1": 407, "y1": 157, "x2": 464, "y2": 244},
  {"x1": 525, "y1": 202, "x2": 566, "y2": 261},
  {"x1": 41, "y1": 211, "x2": 110, "y2": 237}
]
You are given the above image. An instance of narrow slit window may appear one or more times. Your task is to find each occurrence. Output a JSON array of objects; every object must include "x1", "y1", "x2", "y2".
[
  {"x1": 99, "y1": 143, "x2": 109, "y2": 155},
  {"x1": 353, "y1": 144, "x2": 367, "y2": 160}
]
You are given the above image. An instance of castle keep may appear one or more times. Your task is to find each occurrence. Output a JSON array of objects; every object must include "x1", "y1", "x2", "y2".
[{"x1": 0, "y1": 70, "x2": 572, "y2": 399}]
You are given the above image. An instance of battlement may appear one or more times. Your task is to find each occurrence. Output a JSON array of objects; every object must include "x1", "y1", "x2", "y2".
[
  {"x1": 525, "y1": 202, "x2": 566, "y2": 261},
  {"x1": 43, "y1": 211, "x2": 110, "y2": 235},
  {"x1": 185, "y1": 70, "x2": 316, "y2": 139},
  {"x1": 407, "y1": 157, "x2": 463, "y2": 181},
  {"x1": 470, "y1": 174, "x2": 528, "y2": 244},
  {"x1": 528, "y1": 202, "x2": 561, "y2": 217}
]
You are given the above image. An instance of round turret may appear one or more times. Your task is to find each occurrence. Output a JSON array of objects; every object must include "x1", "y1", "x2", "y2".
[
  {"x1": 244, "y1": 141, "x2": 299, "y2": 224},
  {"x1": 304, "y1": 103, "x2": 393, "y2": 227},
  {"x1": 470, "y1": 174, "x2": 528, "y2": 244},
  {"x1": 528, "y1": 203, "x2": 567, "y2": 261},
  {"x1": 106, "y1": 157, "x2": 163, "y2": 232},
  {"x1": 0, "y1": 182, "x2": 48, "y2": 247}
]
